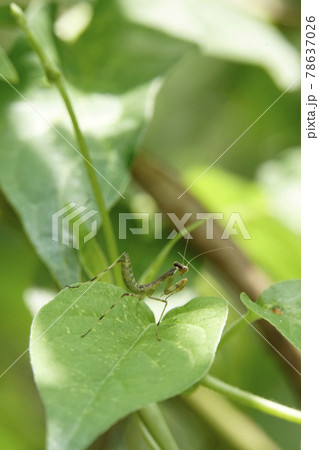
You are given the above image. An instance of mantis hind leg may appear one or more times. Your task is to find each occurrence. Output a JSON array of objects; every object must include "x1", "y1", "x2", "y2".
[
  {"x1": 81, "y1": 292, "x2": 140, "y2": 337},
  {"x1": 66, "y1": 255, "x2": 124, "y2": 289}
]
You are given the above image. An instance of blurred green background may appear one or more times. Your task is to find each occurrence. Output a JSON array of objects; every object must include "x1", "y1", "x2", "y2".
[{"x1": 0, "y1": 0, "x2": 300, "y2": 448}]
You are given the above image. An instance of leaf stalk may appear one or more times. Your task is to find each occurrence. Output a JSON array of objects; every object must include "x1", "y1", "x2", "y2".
[
  {"x1": 201, "y1": 374, "x2": 301, "y2": 424},
  {"x1": 137, "y1": 403, "x2": 180, "y2": 450}
]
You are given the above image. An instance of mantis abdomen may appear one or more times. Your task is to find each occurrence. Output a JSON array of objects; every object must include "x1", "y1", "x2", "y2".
[{"x1": 121, "y1": 252, "x2": 177, "y2": 296}]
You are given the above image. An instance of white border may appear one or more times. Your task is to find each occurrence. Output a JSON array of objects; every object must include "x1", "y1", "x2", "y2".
[{"x1": 301, "y1": 0, "x2": 319, "y2": 448}]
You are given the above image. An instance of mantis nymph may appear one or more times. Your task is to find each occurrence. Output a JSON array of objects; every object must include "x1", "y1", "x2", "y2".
[{"x1": 70, "y1": 247, "x2": 230, "y2": 340}]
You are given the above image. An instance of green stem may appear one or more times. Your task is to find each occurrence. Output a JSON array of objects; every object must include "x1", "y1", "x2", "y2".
[
  {"x1": 134, "y1": 414, "x2": 161, "y2": 450},
  {"x1": 11, "y1": 3, "x2": 122, "y2": 286},
  {"x1": 218, "y1": 311, "x2": 257, "y2": 350},
  {"x1": 201, "y1": 375, "x2": 301, "y2": 424},
  {"x1": 137, "y1": 404, "x2": 180, "y2": 450}
]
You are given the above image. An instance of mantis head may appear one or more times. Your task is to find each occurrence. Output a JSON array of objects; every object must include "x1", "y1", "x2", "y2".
[{"x1": 173, "y1": 261, "x2": 189, "y2": 275}]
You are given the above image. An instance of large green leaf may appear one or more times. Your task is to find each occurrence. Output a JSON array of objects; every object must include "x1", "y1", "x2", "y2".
[
  {"x1": 30, "y1": 283, "x2": 227, "y2": 450},
  {"x1": 119, "y1": 0, "x2": 299, "y2": 89},
  {"x1": 0, "y1": 2, "x2": 161, "y2": 287},
  {"x1": 0, "y1": 81, "x2": 155, "y2": 286},
  {"x1": 240, "y1": 280, "x2": 300, "y2": 349},
  {"x1": 59, "y1": 0, "x2": 299, "y2": 93}
]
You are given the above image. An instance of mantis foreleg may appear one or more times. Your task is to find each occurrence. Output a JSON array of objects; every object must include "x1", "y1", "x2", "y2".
[
  {"x1": 164, "y1": 276, "x2": 188, "y2": 296},
  {"x1": 148, "y1": 296, "x2": 168, "y2": 341},
  {"x1": 149, "y1": 275, "x2": 188, "y2": 340}
]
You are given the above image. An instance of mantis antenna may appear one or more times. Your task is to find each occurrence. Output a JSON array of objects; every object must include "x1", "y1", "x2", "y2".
[
  {"x1": 182, "y1": 235, "x2": 191, "y2": 266},
  {"x1": 185, "y1": 246, "x2": 234, "y2": 267}
]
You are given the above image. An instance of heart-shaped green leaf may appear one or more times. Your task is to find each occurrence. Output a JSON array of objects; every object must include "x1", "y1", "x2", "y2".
[
  {"x1": 30, "y1": 283, "x2": 228, "y2": 450},
  {"x1": 240, "y1": 280, "x2": 300, "y2": 349}
]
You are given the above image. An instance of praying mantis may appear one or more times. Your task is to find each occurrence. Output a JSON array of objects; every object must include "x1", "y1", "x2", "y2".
[{"x1": 69, "y1": 246, "x2": 231, "y2": 341}]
